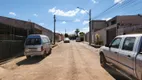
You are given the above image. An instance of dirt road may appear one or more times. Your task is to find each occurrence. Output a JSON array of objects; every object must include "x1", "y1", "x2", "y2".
[{"x1": 0, "y1": 41, "x2": 128, "y2": 80}]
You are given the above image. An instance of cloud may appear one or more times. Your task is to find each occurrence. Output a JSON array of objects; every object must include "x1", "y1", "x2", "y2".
[
  {"x1": 48, "y1": 7, "x2": 80, "y2": 17},
  {"x1": 67, "y1": 27, "x2": 89, "y2": 34},
  {"x1": 91, "y1": 0, "x2": 98, "y2": 4},
  {"x1": 114, "y1": 0, "x2": 124, "y2": 4},
  {"x1": 80, "y1": 10, "x2": 88, "y2": 14},
  {"x1": 102, "y1": 17, "x2": 111, "y2": 21},
  {"x1": 68, "y1": 30, "x2": 76, "y2": 34},
  {"x1": 39, "y1": 23, "x2": 45, "y2": 26},
  {"x1": 83, "y1": 20, "x2": 89, "y2": 25},
  {"x1": 74, "y1": 19, "x2": 80, "y2": 22},
  {"x1": 80, "y1": 27, "x2": 89, "y2": 33},
  {"x1": 33, "y1": 14, "x2": 38, "y2": 17},
  {"x1": 9, "y1": 12, "x2": 16, "y2": 16},
  {"x1": 61, "y1": 21, "x2": 66, "y2": 24}
]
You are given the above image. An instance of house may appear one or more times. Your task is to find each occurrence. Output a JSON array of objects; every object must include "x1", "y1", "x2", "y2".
[
  {"x1": 86, "y1": 15, "x2": 142, "y2": 45},
  {"x1": 55, "y1": 33, "x2": 64, "y2": 42},
  {"x1": 0, "y1": 16, "x2": 53, "y2": 60}
]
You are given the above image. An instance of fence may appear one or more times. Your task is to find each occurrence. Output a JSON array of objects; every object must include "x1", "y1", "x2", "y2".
[{"x1": 0, "y1": 40, "x2": 24, "y2": 60}]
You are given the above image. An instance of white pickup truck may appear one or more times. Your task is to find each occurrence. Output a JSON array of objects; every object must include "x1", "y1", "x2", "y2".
[{"x1": 100, "y1": 34, "x2": 142, "y2": 80}]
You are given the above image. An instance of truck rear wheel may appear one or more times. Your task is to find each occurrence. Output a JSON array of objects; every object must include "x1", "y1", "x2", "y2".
[
  {"x1": 48, "y1": 48, "x2": 52, "y2": 55},
  {"x1": 100, "y1": 53, "x2": 107, "y2": 67},
  {"x1": 26, "y1": 56, "x2": 31, "y2": 59}
]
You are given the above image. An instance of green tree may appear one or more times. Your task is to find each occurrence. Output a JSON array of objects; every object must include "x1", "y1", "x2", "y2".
[
  {"x1": 79, "y1": 32, "x2": 85, "y2": 37},
  {"x1": 79, "y1": 32, "x2": 85, "y2": 41},
  {"x1": 75, "y1": 29, "x2": 80, "y2": 36},
  {"x1": 64, "y1": 33, "x2": 69, "y2": 37}
]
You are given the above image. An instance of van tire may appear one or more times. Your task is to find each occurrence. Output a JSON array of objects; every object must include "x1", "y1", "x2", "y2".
[
  {"x1": 48, "y1": 48, "x2": 52, "y2": 55},
  {"x1": 26, "y1": 56, "x2": 31, "y2": 59},
  {"x1": 42, "y1": 51, "x2": 47, "y2": 58},
  {"x1": 100, "y1": 53, "x2": 107, "y2": 67}
]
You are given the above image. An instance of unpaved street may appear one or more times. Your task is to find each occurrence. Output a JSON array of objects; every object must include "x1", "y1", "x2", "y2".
[{"x1": 0, "y1": 41, "x2": 128, "y2": 80}]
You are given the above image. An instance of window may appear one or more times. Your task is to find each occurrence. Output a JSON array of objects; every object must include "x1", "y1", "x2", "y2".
[
  {"x1": 42, "y1": 37, "x2": 50, "y2": 43},
  {"x1": 42, "y1": 38, "x2": 48, "y2": 43},
  {"x1": 111, "y1": 20, "x2": 116, "y2": 25},
  {"x1": 122, "y1": 37, "x2": 136, "y2": 51},
  {"x1": 25, "y1": 38, "x2": 41, "y2": 45},
  {"x1": 46, "y1": 37, "x2": 50, "y2": 43},
  {"x1": 110, "y1": 38, "x2": 121, "y2": 48}
]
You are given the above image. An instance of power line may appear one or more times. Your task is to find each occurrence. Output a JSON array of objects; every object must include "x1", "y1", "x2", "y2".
[
  {"x1": 92, "y1": 2, "x2": 120, "y2": 19},
  {"x1": 56, "y1": 19, "x2": 88, "y2": 22},
  {"x1": 92, "y1": 0, "x2": 142, "y2": 19}
]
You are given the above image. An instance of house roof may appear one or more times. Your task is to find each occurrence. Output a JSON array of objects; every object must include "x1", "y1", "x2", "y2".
[
  {"x1": 0, "y1": 16, "x2": 52, "y2": 33},
  {"x1": 0, "y1": 16, "x2": 33, "y2": 29}
]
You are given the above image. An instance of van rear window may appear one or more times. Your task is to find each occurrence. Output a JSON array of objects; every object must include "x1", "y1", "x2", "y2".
[{"x1": 25, "y1": 38, "x2": 41, "y2": 45}]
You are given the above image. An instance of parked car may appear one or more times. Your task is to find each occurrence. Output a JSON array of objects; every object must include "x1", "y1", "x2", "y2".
[
  {"x1": 76, "y1": 37, "x2": 81, "y2": 42},
  {"x1": 100, "y1": 34, "x2": 142, "y2": 80},
  {"x1": 24, "y1": 34, "x2": 52, "y2": 58},
  {"x1": 64, "y1": 38, "x2": 70, "y2": 43}
]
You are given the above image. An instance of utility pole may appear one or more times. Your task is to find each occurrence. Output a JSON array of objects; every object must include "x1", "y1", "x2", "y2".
[
  {"x1": 89, "y1": 9, "x2": 92, "y2": 45},
  {"x1": 54, "y1": 15, "x2": 56, "y2": 45},
  {"x1": 65, "y1": 29, "x2": 66, "y2": 33}
]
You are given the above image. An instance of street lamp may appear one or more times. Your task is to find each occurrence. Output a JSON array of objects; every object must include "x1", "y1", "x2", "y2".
[{"x1": 77, "y1": 7, "x2": 92, "y2": 45}]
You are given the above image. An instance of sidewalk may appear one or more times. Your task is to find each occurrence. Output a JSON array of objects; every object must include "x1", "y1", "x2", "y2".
[
  {"x1": 83, "y1": 41, "x2": 101, "y2": 48},
  {"x1": 80, "y1": 41, "x2": 100, "y2": 56},
  {"x1": 52, "y1": 41, "x2": 62, "y2": 48}
]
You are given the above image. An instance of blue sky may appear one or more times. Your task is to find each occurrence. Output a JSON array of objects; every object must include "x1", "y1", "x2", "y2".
[{"x1": 0, "y1": 0, "x2": 142, "y2": 34}]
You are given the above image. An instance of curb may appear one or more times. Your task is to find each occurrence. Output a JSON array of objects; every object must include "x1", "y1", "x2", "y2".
[
  {"x1": 0, "y1": 52, "x2": 24, "y2": 65},
  {"x1": 52, "y1": 44, "x2": 58, "y2": 48},
  {"x1": 91, "y1": 44, "x2": 101, "y2": 48},
  {"x1": 83, "y1": 42, "x2": 101, "y2": 48}
]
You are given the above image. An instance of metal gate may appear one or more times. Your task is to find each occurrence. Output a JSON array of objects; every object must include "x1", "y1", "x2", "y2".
[
  {"x1": 0, "y1": 40, "x2": 24, "y2": 60},
  {"x1": 107, "y1": 27, "x2": 116, "y2": 44}
]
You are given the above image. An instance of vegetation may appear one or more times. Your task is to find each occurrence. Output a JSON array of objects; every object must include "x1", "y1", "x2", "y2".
[
  {"x1": 69, "y1": 34, "x2": 76, "y2": 40},
  {"x1": 95, "y1": 34, "x2": 103, "y2": 45},
  {"x1": 75, "y1": 29, "x2": 80, "y2": 36},
  {"x1": 79, "y1": 32, "x2": 85, "y2": 41},
  {"x1": 65, "y1": 33, "x2": 69, "y2": 37},
  {"x1": 79, "y1": 32, "x2": 85, "y2": 37}
]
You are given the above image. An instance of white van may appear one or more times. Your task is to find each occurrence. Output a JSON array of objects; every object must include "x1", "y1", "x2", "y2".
[{"x1": 24, "y1": 34, "x2": 52, "y2": 58}]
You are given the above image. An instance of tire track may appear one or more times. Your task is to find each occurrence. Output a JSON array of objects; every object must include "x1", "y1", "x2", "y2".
[
  {"x1": 67, "y1": 42, "x2": 78, "y2": 80},
  {"x1": 73, "y1": 42, "x2": 98, "y2": 80}
]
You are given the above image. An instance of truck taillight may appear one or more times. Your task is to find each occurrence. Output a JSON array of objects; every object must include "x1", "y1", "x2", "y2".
[{"x1": 41, "y1": 46, "x2": 44, "y2": 51}]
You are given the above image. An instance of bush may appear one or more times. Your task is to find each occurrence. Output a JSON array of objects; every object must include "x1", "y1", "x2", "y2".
[{"x1": 95, "y1": 40, "x2": 103, "y2": 45}]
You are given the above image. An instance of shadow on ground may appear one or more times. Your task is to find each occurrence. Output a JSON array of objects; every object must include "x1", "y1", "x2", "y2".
[
  {"x1": 16, "y1": 56, "x2": 44, "y2": 66},
  {"x1": 103, "y1": 65, "x2": 130, "y2": 80}
]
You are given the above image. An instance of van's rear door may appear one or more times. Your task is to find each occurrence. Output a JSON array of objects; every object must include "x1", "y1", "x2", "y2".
[{"x1": 25, "y1": 38, "x2": 42, "y2": 52}]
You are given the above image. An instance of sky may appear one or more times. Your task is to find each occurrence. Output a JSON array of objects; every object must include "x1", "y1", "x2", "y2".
[{"x1": 0, "y1": 0, "x2": 142, "y2": 34}]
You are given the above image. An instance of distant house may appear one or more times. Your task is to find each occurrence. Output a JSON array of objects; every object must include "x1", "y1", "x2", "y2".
[{"x1": 55, "y1": 33, "x2": 64, "y2": 42}]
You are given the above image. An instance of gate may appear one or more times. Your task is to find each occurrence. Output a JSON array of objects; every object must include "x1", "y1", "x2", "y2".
[
  {"x1": 107, "y1": 27, "x2": 116, "y2": 44},
  {"x1": 0, "y1": 40, "x2": 24, "y2": 60}
]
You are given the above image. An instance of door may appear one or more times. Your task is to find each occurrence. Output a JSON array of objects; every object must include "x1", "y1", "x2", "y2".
[
  {"x1": 107, "y1": 28, "x2": 116, "y2": 45},
  {"x1": 107, "y1": 38, "x2": 122, "y2": 65},
  {"x1": 25, "y1": 38, "x2": 42, "y2": 52},
  {"x1": 136, "y1": 37, "x2": 142, "y2": 80},
  {"x1": 42, "y1": 37, "x2": 48, "y2": 53},
  {"x1": 118, "y1": 37, "x2": 136, "y2": 76}
]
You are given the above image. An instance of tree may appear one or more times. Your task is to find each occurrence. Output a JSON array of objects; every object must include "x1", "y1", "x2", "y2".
[
  {"x1": 75, "y1": 29, "x2": 80, "y2": 36},
  {"x1": 64, "y1": 33, "x2": 69, "y2": 37},
  {"x1": 69, "y1": 34, "x2": 76, "y2": 40},
  {"x1": 79, "y1": 32, "x2": 85, "y2": 41},
  {"x1": 79, "y1": 32, "x2": 85, "y2": 37}
]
